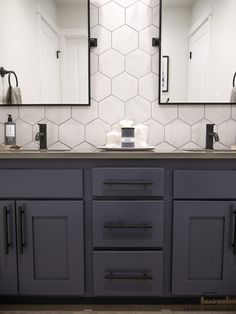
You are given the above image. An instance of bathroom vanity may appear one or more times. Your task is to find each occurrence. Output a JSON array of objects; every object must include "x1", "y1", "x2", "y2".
[{"x1": 0, "y1": 151, "x2": 236, "y2": 302}]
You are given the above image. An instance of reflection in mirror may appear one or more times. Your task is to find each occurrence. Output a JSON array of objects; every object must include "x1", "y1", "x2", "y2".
[
  {"x1": 159, "y1": 0, "x2": 236, "y2": 104},
  {"x1": 0, "y1": 0, "x2": 89, "y2": 105}
]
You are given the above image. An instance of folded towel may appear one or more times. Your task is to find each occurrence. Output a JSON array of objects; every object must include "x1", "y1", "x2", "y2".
[
  {"x1": 230, "y1": 87, "x2": 236, "y2": 103},
  {"x1": 5, "y1": 86, "x2": 22, "y2": 104}
]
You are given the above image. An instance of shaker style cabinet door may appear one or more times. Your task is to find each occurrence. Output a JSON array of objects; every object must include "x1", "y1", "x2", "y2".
[
  {"x1": 16, "y1": 201, "x2": 84, "y2": 296},
  {"x1": 172, "y1": 201, "x2": 236, "y2": 296},
  {"x1": 0, "y1": 201, "x2": 18, "y2": 295}
]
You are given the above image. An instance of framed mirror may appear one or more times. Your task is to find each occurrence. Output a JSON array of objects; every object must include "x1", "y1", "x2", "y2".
[
  {"x1": 159, "y1": 0, "x2": 236, "y2": 104},
  {"x1": 0, "y1": 0, "x2": 90, "y2": 106}
]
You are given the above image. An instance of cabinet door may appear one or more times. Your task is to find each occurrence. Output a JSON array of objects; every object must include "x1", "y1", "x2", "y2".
[
  {"x1": 16, "y1": 201, "x2": 84, "y2": 296},
  {"x1": 0, "y1": 201, "x2": 18, "y2": 295},
  {"x1": 172, "y1": 201, "x2": 236, "y2": 296}
]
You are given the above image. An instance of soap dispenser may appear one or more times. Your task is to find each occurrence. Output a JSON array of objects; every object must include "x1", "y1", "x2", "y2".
[{"x1": 5, "y1": 114, "x2": 16, "y2": 145}]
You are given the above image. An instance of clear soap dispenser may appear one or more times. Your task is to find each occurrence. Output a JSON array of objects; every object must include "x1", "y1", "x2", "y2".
[{"x1": 5, "y1": 114, "x2": 16, "y2": 145}]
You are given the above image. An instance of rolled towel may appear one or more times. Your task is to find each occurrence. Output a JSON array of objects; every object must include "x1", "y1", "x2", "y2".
[
  {"x1": 5, "y1": 86, "x2": 22, "y2": 104},
  {"x1": 230, "y1": 87, "x2": 236, "y2": 103}
]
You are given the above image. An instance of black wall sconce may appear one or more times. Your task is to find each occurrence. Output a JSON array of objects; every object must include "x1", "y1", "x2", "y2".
[
  {"x1": 152, "y1": 38, "x2": 160, "y2": 47},
  {"x1": 90, "y1": 38, "x2": 97, "y2": 48}
]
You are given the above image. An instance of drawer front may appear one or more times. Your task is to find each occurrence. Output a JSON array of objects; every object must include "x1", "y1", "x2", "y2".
[
  {"x1": 0, "y1": 170, "x2": 83, "y2": 198},
  {"x1": 92, "y1": 168, "x2": 164, "y2": 197},
  {"x1": 174, "y1": 170, "x2": 236, "y2": 199},
  {"x1": 93, "y1": 201, "x2": 164, "y2": 248},
  {"x1": 93, "y1": 251, "x2": 163, "y2": 296}
]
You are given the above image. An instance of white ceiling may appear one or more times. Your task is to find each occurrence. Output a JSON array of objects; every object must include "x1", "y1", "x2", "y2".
[{"x1": 163, "y1": 0, "x2": 195, "y2": 7}]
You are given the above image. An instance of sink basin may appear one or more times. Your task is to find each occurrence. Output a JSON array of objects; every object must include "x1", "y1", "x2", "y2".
[{"x1": 182, "y1": 149, "x2": 235, "y2": 153}]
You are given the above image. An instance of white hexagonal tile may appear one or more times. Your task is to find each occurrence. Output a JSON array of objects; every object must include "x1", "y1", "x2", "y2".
[
  {"x1": 113, "y1": 73, "x2": 138, "y2": 102},
  {"x1": 46, "y1": 106, "x2": 71, "y2": 125},
  {"x1": 218, "y1": 120, "x2": 236, "y2": 148},
  {"x1": 91, "y1": 52, "x2": 98, "y2": 75},
  {"x1": 140, "y1": 25, "x2": 159, "y2": 55},
  {"x1": 113, "y1": 26, "x2": 138, "y2": 55},
  {"x1": 153, "y1": 5, "x2": 160, "y2": 27},
  {"x1": 205, "y1": 105, "x2": 231, "y2": 125},
  {"x1": 139, "y1": 73, "x2": 158, "y2": 102},
  {"x1": 48, "y1": 142, "x2": 70, "y2": 151},
  {"x1": 23, "y1": 141, "x2": 40, "y2": 150},
  {"x1": 152, "y1": 101, "x2": 178, "y2": 125},
  {"x1": 73, "y1": 142, "x2": 96, "y2": 152},
  {"x1": 90, "y1": 25, "x2": 111, "y2": 55},
  {"x1": 90, "y1": 4, "x2": 98, "y2": 27},
  {"x1": 179, "y1": 105, "x2": 204, "y2": 125},
  {"x1": 33, "y1": 119, "x2": 58, "y2": 147},
  {"x1": 145, "y1": 119, "x2": 164, "y2": 146},
  {"x1": 126, "y1": 49, "x2": 151, "y2": 78},
  {"x1": 126, "y1": 96, "x2": 151, "y2": 122},
  {"x1": 72, "y1": 99, "x2": 98, "y2": 124},
  {"x1": 91, "y1": 73, "x2": 111, "y2": 101},
  {"x1": 86, "y1": 119, "x2": 110, "y2": 147},
  {"x1": 100, "y1": 49, "x2": 125, "y2": 78},
  {"x1": 126, "y1": 2, "x2": 152, "y2": 31},
  {"x1": 59, "y1": 119, "x2": 84, "y2": 148},
  {"x1": 152, "y1": 52, "x2": 159, "y2": 74},
  {"x1": 15, "y1": 119, "x2": 32, "y2": 146},
  {"x1": 191, "y1": 119, "x2": 211, "y2": 147},
  {"x1": 90, "y1": 0, "x2": 110, "y2": 7},
  {"x1": 141, "y1": 0, "x2": 159, "y2": 7},
  {"x1": 180, "y1": 142, "x2": 202, "y2": 150},
  {"x1": 155, "y1": 141, "x2": 176, "y2": 152},
  {"x1": 0, "y1": 107, "x2": 19, "y2": 124},
  {"x1": 100, "y1": 2, "x2": 125, "y2": 31},
  {"x1": 114, "y1": 0, "x2": 137, "y2": 8},
  {"x1": 231, "y1": 105, "x2": 236, "y2": 120},
  {"x1": 19, "y1": 107, "x2": 45, "y2": 125},
  {"x1": 99, "y1": 96, "x2": 124, "y2": 124},
  {"x1": 165, "y1": 119, "x2": 190, "y2": 148}
]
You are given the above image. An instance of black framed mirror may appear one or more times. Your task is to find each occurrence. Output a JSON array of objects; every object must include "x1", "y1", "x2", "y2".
[
  {"x1": 0, "y1": 0, "x2": 90, "y2": 106},
  {"x1": 159, "y1": 0, "x2": 236, "y2": 104}
]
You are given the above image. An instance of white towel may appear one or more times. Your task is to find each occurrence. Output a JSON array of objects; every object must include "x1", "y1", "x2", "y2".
[
  {"x1": 5, "y1": 86, "x2": 22, "y2": 104},
  {"x1": 230, "y1": 87, "x2": 236, "y2": 103}
]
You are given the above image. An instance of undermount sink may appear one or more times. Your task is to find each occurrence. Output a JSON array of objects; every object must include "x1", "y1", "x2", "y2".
[{"x1": 182, "y1": 149, "x2": 235, "y2": 153}]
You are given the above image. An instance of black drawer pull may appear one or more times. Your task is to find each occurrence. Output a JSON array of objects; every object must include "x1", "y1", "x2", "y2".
[
  {"x1": 103, "y1": 180, "x2": 153, "y2": 185},
  {"x1": 232, "y1": 211, "x2": 236, "y2": 255},
  {"x1": 105, "y1": 272, "x2": 153, "y2": 280},
  {"x1": 3, "y1": 206, "x2": 11, "y2": 255},
  {"x1": 18, "y1": 206, "x2": 25, "y2": 255},
  {"x1": 104, "y1": 223, "x2": 153, "y2": 229}
]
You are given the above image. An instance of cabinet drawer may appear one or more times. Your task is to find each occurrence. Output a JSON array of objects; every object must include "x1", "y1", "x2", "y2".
[
  {"x1": 93, "y1": 251, "x2": 163, "y2": 296},
  {"x1": 174, "y1": 170, "x2": 236, "y2": 199},
  {"x1": 93, "y1": 201, "x2": 163, "y2": 248},
  {"x1": 0, "y1": 170, "x2": 83, "y2": 198},
  {"x1": 92, "y1": 168, "x2": 164, "y2": 197}
]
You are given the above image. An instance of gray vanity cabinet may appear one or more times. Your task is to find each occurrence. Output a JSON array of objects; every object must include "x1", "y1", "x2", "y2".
[
  {"x1": 0, "y1": 201, "x2": 18, "y2": 295},
  {"x1": 16, "y1": 201, "x2": 84, "y2": 296},
  {"x1": 172, "y1": 201, "x2": 236, "y2": 296}
]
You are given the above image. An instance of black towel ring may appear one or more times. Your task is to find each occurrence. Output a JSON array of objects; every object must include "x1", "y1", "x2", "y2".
[
  {"x1": 8, "y1": 71, "x2": 18, "y2": 88},
  {"x1": 233, "y1": 72, "x2": 236, "y2": 88}
]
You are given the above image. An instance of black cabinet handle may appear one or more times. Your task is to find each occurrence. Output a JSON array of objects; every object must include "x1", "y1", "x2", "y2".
[
  {"x1": 104, "y1": 272, "x2": 153, "y2": 280},
  {"x1": 18, "y1": 206, "x2": 25, "y2": 255},
  {"x1": 232, "y1": 211, "x2": 236, "y2": 255},
  {"x1": 3, "y1": 206, "x2": 11, "y2": 255},
  {"x1": 104, "y1": 223, "x2": 153, "y2": 229},
  {"x1": 103, "y1": 180, "x2": 153, "y2": 185}
]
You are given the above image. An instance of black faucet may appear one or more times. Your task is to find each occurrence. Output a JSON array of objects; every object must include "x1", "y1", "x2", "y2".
[
  {"x1": 35, "y1": 124, "x2": 47, "y2": 150},
  {"x1": 205, "y1": 124, "x2": 219, "y2": 150}
]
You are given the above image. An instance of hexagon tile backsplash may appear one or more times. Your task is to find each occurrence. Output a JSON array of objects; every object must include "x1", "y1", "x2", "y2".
[{"x1": 1, "y1": 0, "x2": 236, "y2": 151}]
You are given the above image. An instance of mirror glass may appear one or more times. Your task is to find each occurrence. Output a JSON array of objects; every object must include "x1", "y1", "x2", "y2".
[
  {"x1": 159, "y1": 0, "x2": 236, "y2": 104},
  {"x1": 0, "y1": 0, "x2": 89, "y2": 105}
]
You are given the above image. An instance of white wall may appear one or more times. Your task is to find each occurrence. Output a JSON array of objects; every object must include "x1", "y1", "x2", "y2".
[
  {"x1": 162, "y1": 6, "x2": 191, "y2": 103},
  {"x1": 57, "y1": 2, "x2": 88, "y2": 31},
  {"x1": 0, "y1": 0, "x2": 41, "y2": 104},
  {"x1": 37, "y1": 0, "x2": 58, "y2": 25}
]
